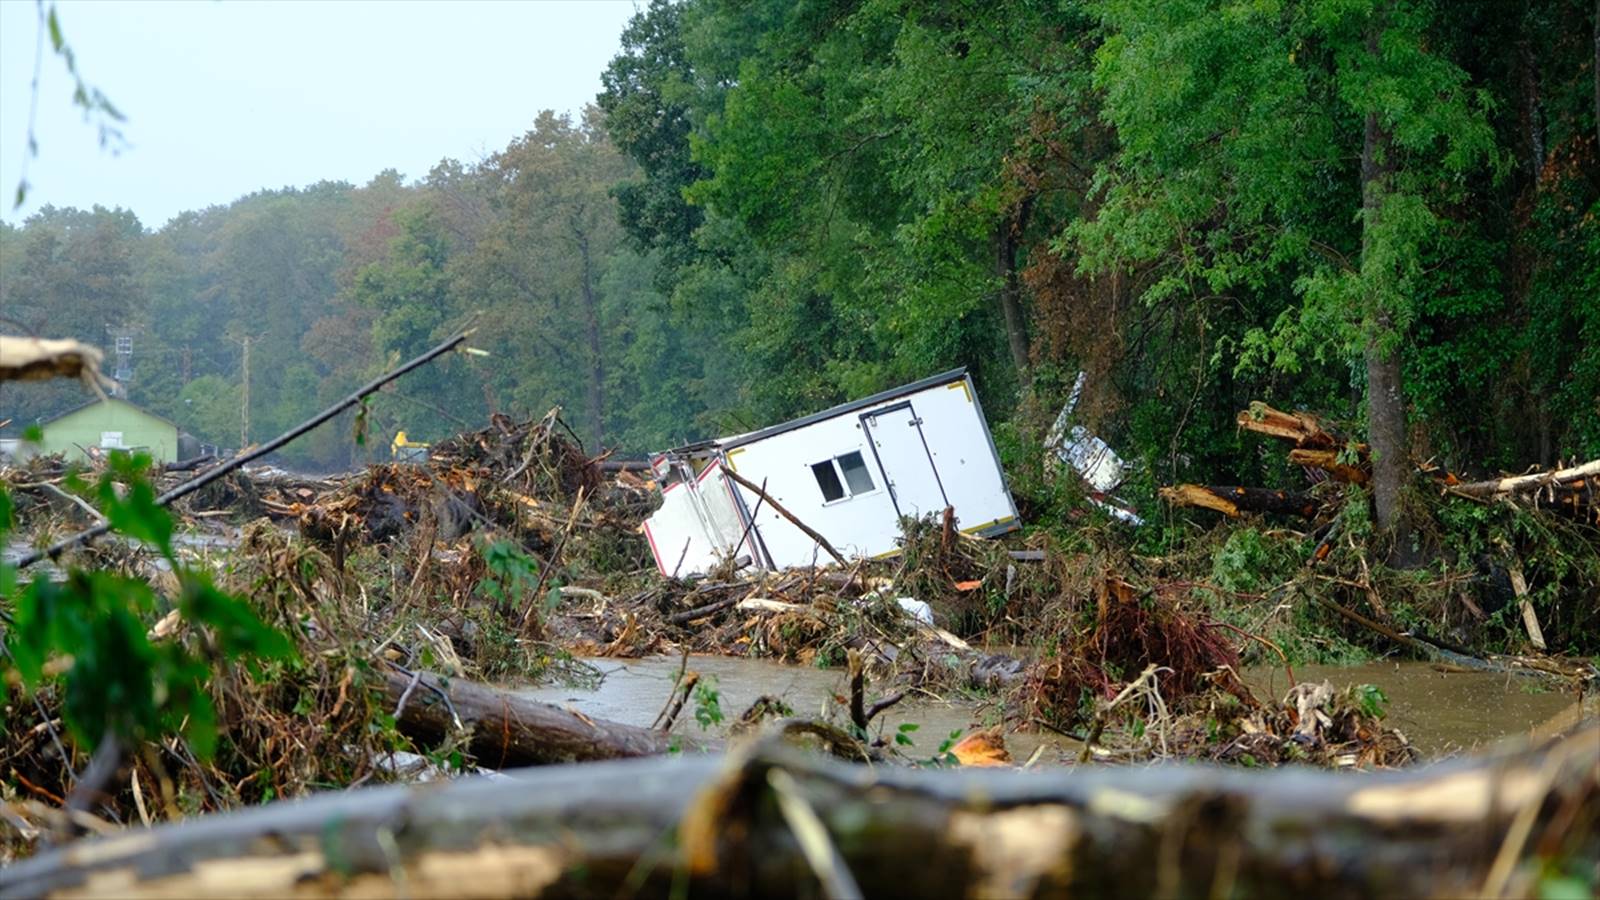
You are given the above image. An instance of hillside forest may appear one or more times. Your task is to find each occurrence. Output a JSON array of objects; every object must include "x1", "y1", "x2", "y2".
[{"x1": 3, "y1": 0, "x2": 1596, "y2": 522}]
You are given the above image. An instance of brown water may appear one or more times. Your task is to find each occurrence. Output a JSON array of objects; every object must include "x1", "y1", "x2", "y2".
[
  {"x1": 518, "y1": 655, "x2": 1590, "y2": 764},
  {"x1": 518, "y1": 654, "x2": 1081, "y2": 764},
  {"x1": 1242, "y1": 661, "x2": 1587, "y2": 756}
]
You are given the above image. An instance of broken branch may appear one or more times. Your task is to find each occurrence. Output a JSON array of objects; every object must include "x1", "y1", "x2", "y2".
[
  {"x1": 1448, "y1": 460, "x2": 1600, "y2": 499},
  {"x1": 720, "y1": 465, "x2": 848, "y2": 567},
  {"x1": 1159, "y1": 484, "x2": 1320, "y2": 519}
]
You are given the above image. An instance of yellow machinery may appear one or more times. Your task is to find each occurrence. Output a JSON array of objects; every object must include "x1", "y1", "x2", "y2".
[{"x1": 391, "y1": 430, "x2": 430, "y2": 463}]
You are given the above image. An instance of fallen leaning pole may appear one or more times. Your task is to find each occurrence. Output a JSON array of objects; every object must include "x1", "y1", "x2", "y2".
[{"x1": 12, "y1": 328, "x2": 478, "y2": 572}]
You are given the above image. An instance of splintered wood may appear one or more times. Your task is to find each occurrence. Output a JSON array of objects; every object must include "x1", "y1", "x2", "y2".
[
  {"x1": 1157, "y1": 484, "x2": 1319, "y2": 519},
  {"x1": 1235, "y1": 402, "x2": 1344, "y2": 448},
  {"x1": 1168, "y1": 399, "x2": 1597, "y2": 526}
]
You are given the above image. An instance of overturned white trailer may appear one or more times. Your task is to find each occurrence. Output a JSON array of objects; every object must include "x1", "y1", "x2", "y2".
[{"x1": 643, "y1": 369, "x2": 1019, "y2": 577}]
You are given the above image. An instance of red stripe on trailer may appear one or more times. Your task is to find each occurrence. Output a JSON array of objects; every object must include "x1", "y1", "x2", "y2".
[{"x1": 642, "y1": 520, "x2": 667, "y2": 576}]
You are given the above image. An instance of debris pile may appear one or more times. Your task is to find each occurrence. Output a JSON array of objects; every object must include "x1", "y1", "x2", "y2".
[
  {"x1": 252, "y1": 408, "x2": 656, "y2": 573},
  {"x1": 1188, "y1": 679, "x2": 1420, "y2": 768},
  {"x1": 1023, "y1": 575, "x2": 1246, "y2": 731},
  {"x1": 1092, "y1": 678, "x2": 1421, "y2": 769},
  {"x1": 4, "y1": 390, "x2": 1596, "y2": 871}
]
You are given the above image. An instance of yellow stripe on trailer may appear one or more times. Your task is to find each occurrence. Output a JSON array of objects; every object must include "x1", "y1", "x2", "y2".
[{"x1": 961, "y1": 516, "x2": 1016, "y2": 535}]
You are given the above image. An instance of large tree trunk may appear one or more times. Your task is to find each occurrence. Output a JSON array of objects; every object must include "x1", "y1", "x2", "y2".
[
  {"x1": 1518, "y1": 36, "x2": 1546, "y2": 179},
  {"x1": 996, "y1": 207, "x2": 1032, "y2": 380},
  {"x1": 575, "y1": 228, "x2": 604, "y2": 451},
  {"x1": 5, "y1": 725, "x2": 1595, "y2": 899},
  {"x1": 1364, "y1": 328, "x2": 1408, "y2": 535},
  {"x1": 1359, "y1": 27, "x2": 1411, "y2": 549},
  {"x1": 383, "y1": 668, "x2": 688, "y2": 766}
]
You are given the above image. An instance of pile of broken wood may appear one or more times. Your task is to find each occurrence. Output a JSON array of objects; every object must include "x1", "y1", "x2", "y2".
[{"x1": 253, "y1": 408, "x2": 658, "y2": 568}]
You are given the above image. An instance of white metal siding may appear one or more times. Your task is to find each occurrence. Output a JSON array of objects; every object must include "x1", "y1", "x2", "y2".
[
  {"x1": 642, "y1": 464, "x2": 750, "y2": 576},
  {"x1": 899, "y1": 380, "x2": 1017, "y2": 535},
  {"x1": 723, "y1": 413, "x2": 901, "y2": 568},
  {"x1": 861, "y1": 404, "x2": 948, "y2": 517},
  {"x1": 643, "y1": 373, "x2": 1019, "y2": 575},
  {"x1": 725, "y1": 377, "x2": 1016, "y2": 568}
]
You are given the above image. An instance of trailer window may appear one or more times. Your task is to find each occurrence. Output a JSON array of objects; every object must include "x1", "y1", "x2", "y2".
[
  {"x1": 812, "y1": 451, "x2": 877, "y2": 503},
  {"x1": 837, "y1": 451, "x2": 875, "y2": 494},
  {"x1": 811, "y1": 460, "x2": 846, "y2": 502}
]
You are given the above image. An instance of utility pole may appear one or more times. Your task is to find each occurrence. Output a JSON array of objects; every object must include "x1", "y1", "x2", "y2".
[
  {"x1": 240, "y1": 335, "x2": 251, "y2": 449},
  {"x1": 104, "y1": 323, "x2": 135, "y2": 398}
]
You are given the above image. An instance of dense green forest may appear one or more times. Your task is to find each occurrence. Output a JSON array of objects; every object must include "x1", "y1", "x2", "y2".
[{"x1": 3, "y1": 0, "x2": 1596, "y2": 516}]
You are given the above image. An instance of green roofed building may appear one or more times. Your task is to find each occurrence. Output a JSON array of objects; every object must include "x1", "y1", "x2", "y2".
[{"x1": 38, "y1": 397, "x2": 182, "y2": 464}]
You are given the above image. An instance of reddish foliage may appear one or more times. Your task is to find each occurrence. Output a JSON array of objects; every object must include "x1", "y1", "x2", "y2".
[{"x1": 1025, "y1": 576, "x2": 1244, "y2": 728}]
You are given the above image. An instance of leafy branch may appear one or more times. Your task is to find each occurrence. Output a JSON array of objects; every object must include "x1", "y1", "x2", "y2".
[
  {"x1": 14, "y1": 0, "x2": 128, "y2": 209},
  {"x1": 2, "y1": 453, "x2": 292, "y2": 760}
]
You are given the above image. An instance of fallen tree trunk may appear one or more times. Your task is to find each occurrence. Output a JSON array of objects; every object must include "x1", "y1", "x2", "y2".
[
  {"x1": 1449, "y1": 460, "x2": 1600, "y2": 499},
  {"x1": 382, "y1": 668, "x2": 689, "y2": 767},
  {"x1": 5, "y1": 724, "x2": 1595, "y2": 899},
  {"x1": 1159, "y1": 484, "x2": 1320, "y2": 518}
]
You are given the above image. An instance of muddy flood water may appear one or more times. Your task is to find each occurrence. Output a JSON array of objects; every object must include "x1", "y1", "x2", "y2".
[{"x1": 519, "y1": 654, "x2": 1592, "y2": 764}]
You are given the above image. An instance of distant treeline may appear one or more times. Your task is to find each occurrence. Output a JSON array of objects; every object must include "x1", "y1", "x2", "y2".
[
  {"x1": 1, "y1": 111, "x2": 707, "y2": 469},
  {"x1": 3, "y1": 0, "x2": 1596, "y2": 501}
]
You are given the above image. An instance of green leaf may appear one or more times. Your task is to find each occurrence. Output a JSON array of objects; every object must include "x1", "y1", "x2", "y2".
[
  {"x1": 97, "y1": 453, "x2": 173, "y2": 558},
  {"x1": 47, "y1": 5, "x2": 63, "y2": 52},
  {"x1": 1538, "y1": 875, "x2": 1592, "y2": 900},
  {"x1": 183, "y1": 691, "x2": 219, "y2": 760},
  {"x1": 180, "y1": 576, "x2": 295, "y2": 663}
]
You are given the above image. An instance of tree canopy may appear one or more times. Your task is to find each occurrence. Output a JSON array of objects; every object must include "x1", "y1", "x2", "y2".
[{"x1": 2, "y1": 0, "x2": 1594, "y2": 505}]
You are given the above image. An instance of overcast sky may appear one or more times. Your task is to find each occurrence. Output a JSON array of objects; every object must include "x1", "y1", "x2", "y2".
[{"x1": 0, "y1": 0, "x2": 638, "y2": 228}]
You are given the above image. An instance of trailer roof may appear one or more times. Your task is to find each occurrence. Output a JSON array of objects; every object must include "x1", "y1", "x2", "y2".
[{"x1": 716, "y1": 367, "x2": 968, "y2": 451}]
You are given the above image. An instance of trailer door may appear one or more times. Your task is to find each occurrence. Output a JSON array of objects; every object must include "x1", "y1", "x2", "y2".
[{"x1": 861, "y1": 403, "x2": 949, "y2": 518}]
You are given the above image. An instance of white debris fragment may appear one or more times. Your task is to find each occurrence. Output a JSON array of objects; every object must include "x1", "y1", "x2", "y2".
[
  {"x1": 1047, "y1": 372, "x2": 1127, "y2": 493},
  {"x1": 895, "y1": 597, "x2": 935, "y2": 627}
]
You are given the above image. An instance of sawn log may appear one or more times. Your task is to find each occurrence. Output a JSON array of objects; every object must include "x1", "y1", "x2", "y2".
[{"x1": 4, "y1": 724, "x2": 1595, "y2": 899}]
